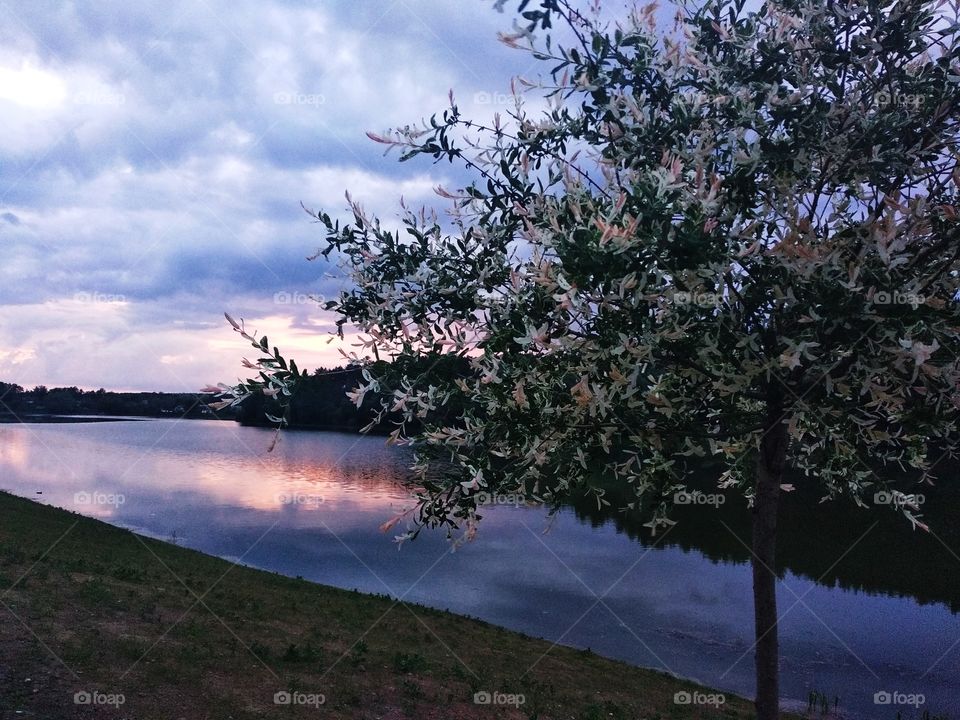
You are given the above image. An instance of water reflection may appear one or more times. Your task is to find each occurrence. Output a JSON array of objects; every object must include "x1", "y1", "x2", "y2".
[
  {"x1": 570, "y1": 471, "x2": 960, "y2": 614},
  {"x1": 0, "y1": 420, "x2": 958, "y2": 718}
]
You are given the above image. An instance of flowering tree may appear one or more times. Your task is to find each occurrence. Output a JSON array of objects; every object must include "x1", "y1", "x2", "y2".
[{"x1": 214, "y1": 0, "x2": 960, "y2": 717}]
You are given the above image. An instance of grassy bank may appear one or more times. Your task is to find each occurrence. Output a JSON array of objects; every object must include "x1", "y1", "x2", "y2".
[{"x1": 0, "y1": 491, "x2": 788, "y2": 719}]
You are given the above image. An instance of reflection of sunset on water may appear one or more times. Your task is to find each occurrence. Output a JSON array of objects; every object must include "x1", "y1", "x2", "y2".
[
  {"x1": 0, "y1": 421, "x2": 416, "y2": 521},
  {"x1": 189, "y1": 446, "x2": 413, "y2": 514},
  {"x1": 0, "y1": 427, "x2": 29, "y2": 469}
]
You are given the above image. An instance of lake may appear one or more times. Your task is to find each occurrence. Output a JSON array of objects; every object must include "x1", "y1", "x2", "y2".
[{"x1": 0, "y1": 419, "x2": 957, "y2": 718}]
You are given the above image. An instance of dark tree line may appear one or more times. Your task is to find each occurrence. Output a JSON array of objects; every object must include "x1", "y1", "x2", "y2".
[
  {"x1": 235, "y1": 356, "x2": 471, "y2": 434},
  {"x1": 0, "y1": 382, "x2": 220, "y2": 419}
]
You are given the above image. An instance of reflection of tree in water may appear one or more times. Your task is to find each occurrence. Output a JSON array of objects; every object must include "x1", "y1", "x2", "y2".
[{"x1": 567, "y1": 465, "x2": 960, "y2": 614}]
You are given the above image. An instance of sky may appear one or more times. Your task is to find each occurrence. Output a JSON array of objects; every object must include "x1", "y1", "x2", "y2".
[{"x1": 0, "y1": 0, "x2": 542, "y2": 392}]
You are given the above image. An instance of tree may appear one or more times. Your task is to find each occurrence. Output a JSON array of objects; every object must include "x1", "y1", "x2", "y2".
[
  {"x1": 217, "y1": 1, "x2": 960, "y2": 717},
  {"x1": 0, "y1": 382, "x2": 24, "y2": 412}
]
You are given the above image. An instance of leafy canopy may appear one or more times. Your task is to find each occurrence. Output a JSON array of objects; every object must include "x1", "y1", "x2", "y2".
[{"x1": 218, "y1": 0, "x2": 960, "y2": 542}]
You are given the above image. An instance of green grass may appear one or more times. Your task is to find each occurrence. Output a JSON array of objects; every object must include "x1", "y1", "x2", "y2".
[{"x1": 0, "y1": 491, "x2": 798, "y2": 719}]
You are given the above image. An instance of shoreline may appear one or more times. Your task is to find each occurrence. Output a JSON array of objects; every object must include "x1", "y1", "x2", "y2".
[{"x1": 0, "y1": 491, "x2": 799, "y2": 719}]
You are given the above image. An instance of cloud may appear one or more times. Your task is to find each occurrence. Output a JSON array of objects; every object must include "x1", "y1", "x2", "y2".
[{"x1": 0, "y1": 0, "x2": 539, "y2": 390}]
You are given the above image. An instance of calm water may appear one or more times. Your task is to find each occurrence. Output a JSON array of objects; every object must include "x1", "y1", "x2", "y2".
[{"x1": 0, "y1": 419, "x2": 957, "y2": 718}]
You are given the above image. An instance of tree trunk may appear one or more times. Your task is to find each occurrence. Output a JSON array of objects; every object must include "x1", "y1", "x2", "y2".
[{"x1": 752, "y1": 409, "x2": 788, "y2": 720}]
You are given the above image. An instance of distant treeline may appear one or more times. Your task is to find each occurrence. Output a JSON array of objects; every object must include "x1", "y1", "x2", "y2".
[
  {"x1": 236, "y1": 356, "x2": 471, "y2": 433},
  {"x1": 1, "y1": 356, "x2": 466, "y2": 431},
  {"x1": 235, "y1": 366, "x2": 375, "y2": 432},
  {"x1": 0, "y1": 382, "x2": 230, "y2": 420}
]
